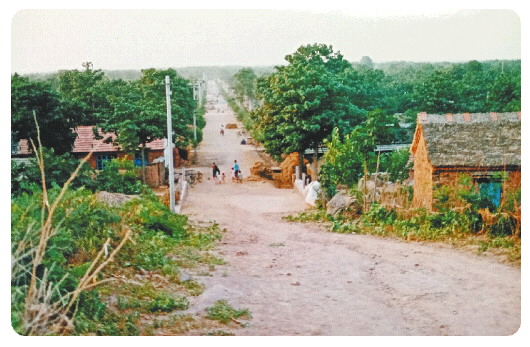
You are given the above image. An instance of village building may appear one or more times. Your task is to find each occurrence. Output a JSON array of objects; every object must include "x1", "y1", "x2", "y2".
[
  {"x1": 410, "y1": 112, "x2": 521, "y2": 210},
  {"x1": 71, "y1": 126, "x2": 182, "y2": 170},
  {"x1": 12, "y1": 125, "x2": 183, "y2": 170}
]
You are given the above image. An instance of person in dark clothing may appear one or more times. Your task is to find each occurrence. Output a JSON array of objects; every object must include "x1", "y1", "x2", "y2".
[{"x1": 212, "y1": 162, "x2": 221, "y2": 182}]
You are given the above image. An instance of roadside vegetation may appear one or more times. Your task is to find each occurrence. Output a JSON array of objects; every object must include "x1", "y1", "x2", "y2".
[
  {"x1": 226, "y1": 44, "x2": 520, "y2": 265},
  {"x1": 10, "y1": 65, "x2": 243, "y2": 335},
  {"x1": 284, "y1": 174, "x2": 521, "y2": 265},
  {"x1": 10, "y1": 140, "x2": 240, "y2": 335}
]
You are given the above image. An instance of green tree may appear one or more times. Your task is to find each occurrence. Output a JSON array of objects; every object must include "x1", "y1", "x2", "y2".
[
  {"x1": 320, "y1": 110, "x2": 404, "y2": 196},
  {"x1": 57, "y1": 65, "x2": 112, "y2": 125},
  {"x1": 233, "y1": 68, "x2": 257, "y2": 110},
  {"x1": 254, "y1": 43, "x2": 365, "y2": 174},
  {"x1": 99, "y1": 69, "x2": 201, "y2": 181},
  {"x1": 11, "y1": 74, "x2": 76, "y2": 154}
]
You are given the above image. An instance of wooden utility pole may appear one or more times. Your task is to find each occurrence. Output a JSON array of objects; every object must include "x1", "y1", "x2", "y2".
[{"x1": 165, "y1": 76, "x2": 176, "y2": 213}]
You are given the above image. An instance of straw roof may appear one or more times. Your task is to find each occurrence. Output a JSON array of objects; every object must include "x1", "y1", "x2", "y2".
[{"x1": 413, "y1": 112, "x2": 521, "y2": 168}]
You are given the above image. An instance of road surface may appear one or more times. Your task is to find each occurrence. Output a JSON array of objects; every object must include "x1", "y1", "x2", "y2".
[{"x1": 181, "y1": 81, "x2": 521, "y2": 336}]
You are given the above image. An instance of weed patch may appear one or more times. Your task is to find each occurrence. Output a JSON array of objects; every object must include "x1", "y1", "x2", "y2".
[{"x1": 206, "y1": 300, "x2": 251, "y2": 324}]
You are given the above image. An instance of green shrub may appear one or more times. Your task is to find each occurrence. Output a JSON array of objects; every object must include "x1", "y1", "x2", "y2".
[
  {"x1": 148, "y1": 294, "x2": 189, "y2": 312},
  {"x1": 94, "y1": 158, "x2": 144, "y2": 194},
  {"x1": 361, "y1": 203, "x2": 397, "y2": 225},
  {"x1": 11, "y1": 148, "x2": 95, "y2": 197},
  {"x1": 206, "y1": 300, "x2": 251, "y2": 323}
]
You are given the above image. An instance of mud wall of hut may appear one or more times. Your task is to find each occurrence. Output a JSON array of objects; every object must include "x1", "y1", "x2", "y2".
[{"x1": 412, "y1": 133, "x2": 434, "y2": 209}]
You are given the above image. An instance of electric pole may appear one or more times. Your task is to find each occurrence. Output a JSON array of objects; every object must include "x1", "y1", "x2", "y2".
[
  {"x1": 165, "y1": 76, "x2": 175, "y2": 213},
  {"x1": 192, "y1": 81, "x2": 199, "y2": 162}
]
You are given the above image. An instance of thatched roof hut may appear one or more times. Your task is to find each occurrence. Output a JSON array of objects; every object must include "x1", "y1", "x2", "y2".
[{"x1": 410, "y1": 112, "x2": 521, "y2": 209}]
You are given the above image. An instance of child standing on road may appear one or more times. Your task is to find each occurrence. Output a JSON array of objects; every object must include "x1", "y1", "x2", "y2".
[
  {"x1": 212, "y1": 162, "x2": 221, "y2": 183},
  {"x1": 231, "y1": 167, "x2": 236, "y2": 182}
]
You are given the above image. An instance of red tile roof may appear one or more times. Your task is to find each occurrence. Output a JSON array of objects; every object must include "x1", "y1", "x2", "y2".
[{"x1": 72, "y1": 126, "x2": 165, "y2": 153}]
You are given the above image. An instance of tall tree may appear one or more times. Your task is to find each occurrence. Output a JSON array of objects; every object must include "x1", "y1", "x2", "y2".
[
  {"x1": 254, "y1": 43, "x2": 365, "y2": 176},
  {"x1": 233, "y1": 68, "x2": 257, "y2": 110},
  {"x1": 57, "y1": 64, "x2": 112, "y2": 125},
  {"x1": 11, "y1": 74, "x2": 75, "y2": 154},
  {"x1": 99, "y1": 69, "x2": 200, "y2": 181}
]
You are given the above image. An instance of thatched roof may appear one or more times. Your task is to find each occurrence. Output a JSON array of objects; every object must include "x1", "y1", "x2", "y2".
[{"x1": 412, "y1": 112, "x2": 521, "y2": 168}]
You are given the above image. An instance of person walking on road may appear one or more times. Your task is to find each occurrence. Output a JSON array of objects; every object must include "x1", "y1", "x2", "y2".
[
  {"x1": 233, "y1": 160, "x2": 242, "y2": 183},
  {"x1": 220, "y1": 124, "x2": 224, "y2": 136},
  {"x1": 212, "y1": 162, "x2": 221, "y2": 183}
]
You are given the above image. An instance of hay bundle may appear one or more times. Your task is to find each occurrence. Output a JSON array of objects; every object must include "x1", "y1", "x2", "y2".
[
  {"x1": 250, "y1": 161, "x2": 273, "y2": 180},
  {"x1": 160, "y1": 189, "x2": 181, "y2": 208},
  {"x1": 274, "y1": 152, "x2": 309, "y2": 188},
  {"x1": 225, "y1": 123, "x2": 238, "y2": 129}
]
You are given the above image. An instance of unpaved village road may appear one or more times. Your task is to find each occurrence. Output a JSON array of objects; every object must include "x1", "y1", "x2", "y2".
[{"x1": 181, "y1": 82, "x2": 520, "y2": 336}]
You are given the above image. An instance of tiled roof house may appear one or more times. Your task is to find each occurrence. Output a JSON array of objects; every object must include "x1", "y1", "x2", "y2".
[{"x1": 12, "y1": 126, "x2": 180, "y2": 170}]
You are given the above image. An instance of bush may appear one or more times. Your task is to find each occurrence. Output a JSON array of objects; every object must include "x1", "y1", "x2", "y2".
[
  {"x1": 11, "y1": 184, "x2": 193, "y2": 335},
  {"x1": 93, "y1": 158, "x2": 144, "y2": 194},
  {"x1": 206, "y1": 300, "x2": 251, "y2": 323},
  {"x1": 11, "y1": 148, "x2": 95, "y2": 197},
  {"x1": 148, "y1": 294, "x2": 189, "y2": 312}
]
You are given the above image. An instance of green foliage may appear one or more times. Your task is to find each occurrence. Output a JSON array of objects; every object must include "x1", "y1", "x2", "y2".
[
  {"x1": 11, "y1": 182, "x2": 196, "y2": 335},
  {"x1": 148, "y1": 294, "x2": 189, "y2": 312},
  {"x1": 254, "y1": 43, "x2": 366, "y2": 158},
  {"x1": 319, "y1": 128, "x2": 364, "y2": 197},
  {"x1": 379, "y1": 148, "x2": 412, "y2": 182},
  {"x1": 93, "y1": 158, "x2": 144, "y2": 194},
  {"x1": 232, "y1": 68, "x2": 257, "y2": 107},
  {"x1": 11, "y1": 74, "x2": 76, "y2": 154},
  {"x1": 319, "y1": 110, "x2": 407, "y2": 197},
  {"x1": 11, "y1": 148, "x2": 95, "y2": 197},
  {"x1": 282, "y1": 209, "x2": 330, "y2": 223},
  {"x1": 206, "y1": 300, "x2": 251, "y2": 323},
  {"x1": 361, "y1": 203, "x2": 397, "y2": 225},
  {"x1": 57, "y1": 67, "x2": 112, "y2": 125}
]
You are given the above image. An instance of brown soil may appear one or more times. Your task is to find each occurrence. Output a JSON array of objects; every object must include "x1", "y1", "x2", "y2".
[{"x1": 180, "y1": 81, "x2": 521, "y2": 336}]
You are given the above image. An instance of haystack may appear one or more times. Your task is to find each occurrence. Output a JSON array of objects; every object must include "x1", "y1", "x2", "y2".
[
  {"x1": 250, "y1": 161, "x2": 273, "y2": 180},
  {"x1": 159, "y1": 189, "x2": 180, "y2": 208},
  {"x1": 225, "y1": 123, "x2": 238, "y2": 129},
  {"x1": 274, "y1": 152, "x2": 309, "y2": 188}
]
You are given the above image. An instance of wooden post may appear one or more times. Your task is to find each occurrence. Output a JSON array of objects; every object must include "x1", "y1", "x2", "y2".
[
  {"x1": 313, "y1": 143, "x2": 319, "y2": 181},
  {"x1": 298, "y1": 151, "x2": 304, "y2": 180},
  {"x1": 363, "y1": 161, "x2": 368, "y2": 212},
  {"x1": 374, "y1": 150, "x2": 381, "y2": 203}
]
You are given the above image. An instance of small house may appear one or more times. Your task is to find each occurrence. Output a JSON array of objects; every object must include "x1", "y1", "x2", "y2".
[
  {"x1": 12, "y1": 126, "x2": 182, "y2": 171},
  {"x1": 72, "y1": 126, "x2": 181, "y2": 170},
  {"x1": 410, "y1": 112, "x2": 521, "y2": 209}
]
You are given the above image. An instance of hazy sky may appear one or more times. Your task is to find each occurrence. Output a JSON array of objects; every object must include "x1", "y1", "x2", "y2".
[{"x1": 9, "y1": 8, "x2": 522, "y2": 74}]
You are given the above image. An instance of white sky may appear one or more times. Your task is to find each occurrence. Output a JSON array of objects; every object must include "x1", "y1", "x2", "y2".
[{"x1": 9, "y1": 5, "x2": 522, "y2": 74}]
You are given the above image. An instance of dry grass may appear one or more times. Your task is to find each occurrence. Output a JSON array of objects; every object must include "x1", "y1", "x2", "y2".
[{"x1": 15, "y1": 113, "x2": 132, "y2": 335}]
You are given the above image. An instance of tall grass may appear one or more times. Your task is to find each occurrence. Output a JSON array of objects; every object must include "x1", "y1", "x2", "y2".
[{"x1": 11, "y1": 114, "x2": 129, "y2": 335}]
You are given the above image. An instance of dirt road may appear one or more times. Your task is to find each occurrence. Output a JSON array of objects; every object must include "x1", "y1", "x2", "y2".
[{"x1": 181, "y1": 82, "x2": 521, "y2": 336}]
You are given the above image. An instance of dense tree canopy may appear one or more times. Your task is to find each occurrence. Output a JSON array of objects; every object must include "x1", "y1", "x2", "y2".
[
  {"x1": 11, "y1": 74, "x2": 75, "y2": 154},
  {"x1": 232, "y1": 68, "x2": 257, "y2": 109},
  {"x1": 57, "y1": 67, "x2": 113, "y2": 125},
  {"x1": 253, "y1": 44, "x2": 365, "y2": 159}
]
